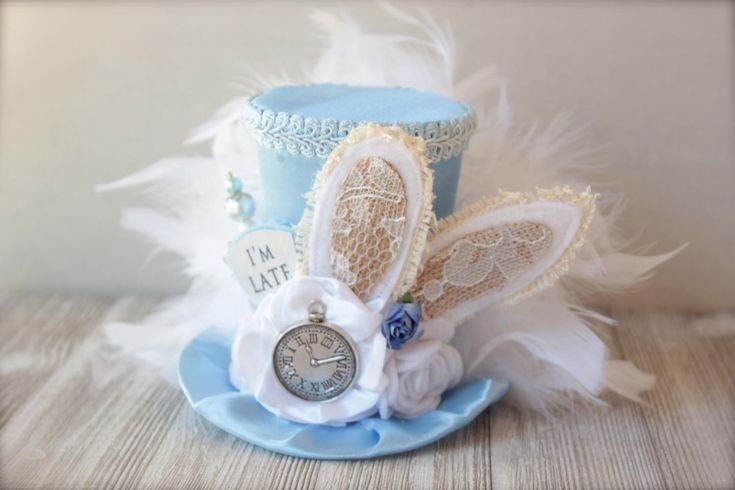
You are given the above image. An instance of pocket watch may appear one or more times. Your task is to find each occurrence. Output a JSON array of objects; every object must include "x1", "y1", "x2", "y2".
[{"x1": 272, "y1": 300, "x2": 359, "y2": 402}]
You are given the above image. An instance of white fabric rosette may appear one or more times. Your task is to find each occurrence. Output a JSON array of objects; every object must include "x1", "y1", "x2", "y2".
[
  {"x1": 230, "y1": 276, "x2": 388, "y2": 425},
  {"x1": 379, "y1": 340, "x2": 463, "y2": 419}
]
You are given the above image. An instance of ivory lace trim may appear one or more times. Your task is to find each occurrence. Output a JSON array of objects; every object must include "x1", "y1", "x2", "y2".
[
  {"x1": 414, "y1": 186, "x2": 597, "y2": 318},
  {"x1": 298, "y1": 124, "x2": 434, "y2": 304},
  {"x1": 330, "y1": 156, "x2": 407, "y2": 299},
  {"x1": 415, "y1": 222, "x2": 553, "y2": 318}
]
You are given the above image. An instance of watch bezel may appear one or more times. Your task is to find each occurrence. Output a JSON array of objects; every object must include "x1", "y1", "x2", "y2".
[{"x1": 272, "y1": 319, "x2": 360, "y2": 403}]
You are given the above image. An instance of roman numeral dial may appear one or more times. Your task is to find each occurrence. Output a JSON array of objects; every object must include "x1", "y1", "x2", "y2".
[{"x1": 273, "y1": 320, "x2": 358, "y2": 402}]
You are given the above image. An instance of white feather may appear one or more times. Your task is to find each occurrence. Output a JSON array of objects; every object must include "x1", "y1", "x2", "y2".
[
  {"x1": 98, "y1": 157, "x2": 240, "y2": 282},
  {"x1": 185, "y1": 96, "x2": 251, "y2": 146},
  {"x1": 455, "y1": 300, "x2": 607, "y2": 411},
  {"x1": 603, "y1": 360, "x2": 656, "y2": 405},
  {"x1": 310, "y1": 6, "x2": 500, "y2": 101},
  {"x1": 104, "y1": 282, "x2": 252, "y2": 384},
  {"x1": 97, "y1": 156, "x2": 254, "y2": 382},
  {"x1": 310, "y1": 10, "x2": 450, "y2": 94},
  {"x1": 100, "y1": 4, "x2": 676, "y2": 408}
]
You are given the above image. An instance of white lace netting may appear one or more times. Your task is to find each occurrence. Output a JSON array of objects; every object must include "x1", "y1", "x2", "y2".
[
  {"x1": 330, "y1": 156, "x2": 406, "y2": 299},
  {"x1": 414, "y1": 222, "x2": 552, "y2": 318}
]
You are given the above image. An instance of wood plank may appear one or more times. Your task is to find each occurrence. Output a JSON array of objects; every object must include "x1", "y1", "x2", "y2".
[
  {"x1": 615, "y1": 310, "x2": 735, "y2": 489},
  {"x1": 488, "y1": 314, "x2": 667, "y2": 489},
  {"x1": 0, "y1": 294, "x2": 113, "y2": 429},
  {"x1": 0, "y1": 295, "x2": 159, "y2": 488}
]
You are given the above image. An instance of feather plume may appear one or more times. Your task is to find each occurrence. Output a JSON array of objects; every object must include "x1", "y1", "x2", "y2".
[
  {"x1": 456, "y1": 299, "x2": 607, "y2": 411},
  {"x1": 455, "y1": 299, "x2": 655, "y2": 411},
  {"x1": 100, "y1": 3, "x2": 676, "y2": 411},
  {"x1": 98, "y1": 157, "x2": 239, "y2": 281},
  {"x1": 603, "y1": 360, "x2": 656, "y2": 405},
  {"x1": 103, "y1": 284, "x2": 249, "y2": 385}
]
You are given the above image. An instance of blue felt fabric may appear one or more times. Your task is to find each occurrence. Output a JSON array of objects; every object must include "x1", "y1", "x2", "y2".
[
  {"x1": 179, "y1": 328, "x2": 509, "y2": 460},
  {"x1": 257, "y1": 148, "x2": 462, "y2": 224},
  {"x1": 252, "y1": 84, "x2": 471, "y2": 123},
  {"x1": 249, "y1": 84, "x2": 472, "y2": 224}
]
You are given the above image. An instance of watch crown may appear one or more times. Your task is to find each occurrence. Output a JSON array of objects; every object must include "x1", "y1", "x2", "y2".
[{"x1": 308, "y1": 300, "x2": 326, "y2": 323}]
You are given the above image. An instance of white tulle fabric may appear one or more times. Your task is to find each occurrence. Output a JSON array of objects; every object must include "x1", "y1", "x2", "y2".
[
  {"x1": 379, "y1": 340, "x2": 463, "y2": 419},
  {"x1": 230, "y1": 276, "x2": 388, "y2": 425}
]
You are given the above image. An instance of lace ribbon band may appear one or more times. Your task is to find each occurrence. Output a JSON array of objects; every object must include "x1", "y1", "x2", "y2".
[{"x1": 244, "y1": 97, "x2": 476, "y2": 164}]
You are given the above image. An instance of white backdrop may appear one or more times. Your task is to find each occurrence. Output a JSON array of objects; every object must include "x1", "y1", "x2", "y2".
[{"x1": 1, "y1": 1, "x2": 733, "y2": 309}]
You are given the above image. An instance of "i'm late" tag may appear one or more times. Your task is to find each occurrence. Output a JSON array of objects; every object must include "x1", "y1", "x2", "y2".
[{"x1": 226, "y1": 227, "x2": 297, "y2": 305}]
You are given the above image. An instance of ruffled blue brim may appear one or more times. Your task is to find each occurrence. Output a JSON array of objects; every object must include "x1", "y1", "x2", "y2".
[{"x1": 178, "y1": 327, "x2": 509, "y2": 460}]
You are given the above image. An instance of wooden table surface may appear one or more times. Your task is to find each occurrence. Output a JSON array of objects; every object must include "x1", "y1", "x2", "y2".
[{"x1": 1, "y1": 294, "x2": 733, "y2": 489}]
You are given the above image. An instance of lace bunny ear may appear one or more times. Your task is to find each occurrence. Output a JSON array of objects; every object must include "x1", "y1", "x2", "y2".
[
  {"x1": 298, "y1": 124, "x2": 434, "y2": 311},
  {"x1": 412, "y1": 187, "x2": 596, "y2": 324}
]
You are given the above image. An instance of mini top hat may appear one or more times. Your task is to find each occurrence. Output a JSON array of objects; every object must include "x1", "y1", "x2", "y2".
[
  {"x1": 245, "y1": 84, "x2": 476, "y2": 224},
  {"x1": 101, "y1": 8, "x2": 678, "y2": 460}
]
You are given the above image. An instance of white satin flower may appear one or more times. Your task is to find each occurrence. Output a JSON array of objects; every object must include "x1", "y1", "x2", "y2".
[
  {"x1": 230, "y1": 275, "x2": 388, "y2": 426},
  {"x1": 379, "y1": 340, "x2": 464, "y2": 419},
  {"x1": 421, "y1": 317, "x2": 456, "y2": 343}
]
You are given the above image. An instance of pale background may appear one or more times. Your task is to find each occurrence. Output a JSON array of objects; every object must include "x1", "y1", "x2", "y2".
[{"x1": 0, "y1": 1, "x2": 732, "y2": 310}]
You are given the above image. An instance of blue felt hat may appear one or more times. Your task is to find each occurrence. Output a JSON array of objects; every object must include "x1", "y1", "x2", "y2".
[{"x1": 245, "y1": 84, "x2": 476, "y2": 225}]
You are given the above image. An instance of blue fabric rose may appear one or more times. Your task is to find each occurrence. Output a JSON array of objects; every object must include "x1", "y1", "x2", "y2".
[{"x1": 382, "y1": 301, "x2": 423, "y2": 350}]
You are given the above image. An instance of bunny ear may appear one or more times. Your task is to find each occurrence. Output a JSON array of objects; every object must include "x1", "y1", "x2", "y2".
[
  {"x1": 412, "y1": 187, "x2": 596, "y2": 324},
  {"x1": 298, "y1": 124, "x2": 434, "y2": 310}
]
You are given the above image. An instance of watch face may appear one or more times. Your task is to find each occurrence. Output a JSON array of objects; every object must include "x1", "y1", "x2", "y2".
[{"x1": 273, "y1": 322, "x2": 358, "y2": 402}]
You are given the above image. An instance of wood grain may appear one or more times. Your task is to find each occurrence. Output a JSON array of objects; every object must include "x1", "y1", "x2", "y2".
[
  {"x1": 1, "y1": 294, "x2": 733, "y2": 489},
  {"x1": 615, "y1": 311, "x2": 735, "y2": 489}
]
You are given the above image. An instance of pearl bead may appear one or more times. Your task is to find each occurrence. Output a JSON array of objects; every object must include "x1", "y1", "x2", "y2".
[
  {"x1": 225, "y1": 198, "x2": 241, "y2": 220},
  {"x1": 225, "y1": 193, "x2": 256, "y2": 222},
  {"x1": 225, "y1": 175, "x2": 243, "y2": 195}
]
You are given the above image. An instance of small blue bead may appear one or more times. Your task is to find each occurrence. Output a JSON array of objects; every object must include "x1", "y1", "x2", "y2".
[
  {"x1": 225, "y1": 176, "x2": 243, "y2": 195},
  {"x1": 238, "y1": 193, "x2": 256, "y2": 219}
]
